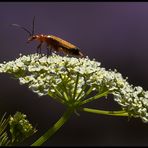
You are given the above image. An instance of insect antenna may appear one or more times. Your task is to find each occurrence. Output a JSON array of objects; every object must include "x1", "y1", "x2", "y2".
[
  {"x1": 32, "y1": 16, "x2": 35, "y2": 36},
  {"x1": 11, "y1": 23, "x2": 32, "y2": 37}
]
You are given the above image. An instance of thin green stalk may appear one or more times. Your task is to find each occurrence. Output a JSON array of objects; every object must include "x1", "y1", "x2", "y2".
[
  {"x1": 48, "y1": 91, "x2": 65, "y2": 104},
  {"x1": 78, "y1": 86, "x2": 94, "y2": 101},
  {"x1": 81, "y1": 107, "x2": 128, "y2": 116},
  {"x1": 59, "y1": 74, "x2": 71, "y2": 100},
  {"x1": 31, "y1": 108, "x2": 74, "y2": 146},
  {"x1": 73, "y1": 72, "x2": 79, "y2": 100},
  {"x1": 52, "y1": 86, "x2": 64, "y2": 99},
  {"x1": 52, "y1": 85, "x2": 67, "y2": 102},
  {"x1": 79, "y1": 91, "x2": 109, "y2": 105},
  {"x1": 63, "y1": 92, "x2": 69, "y2": 101},
  {"x1": 75, "y1": 82, "x2": 87, "y2": 100}
]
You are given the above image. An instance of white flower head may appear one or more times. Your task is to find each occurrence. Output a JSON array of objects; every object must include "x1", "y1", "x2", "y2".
[{"x1": 1, "y1": 53, "x2": 148, "y2": 123}]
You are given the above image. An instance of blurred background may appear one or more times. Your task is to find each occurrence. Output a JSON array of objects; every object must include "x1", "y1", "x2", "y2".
[{"x1": 0, "y1": 2, "x2": 148, "y2": 146}]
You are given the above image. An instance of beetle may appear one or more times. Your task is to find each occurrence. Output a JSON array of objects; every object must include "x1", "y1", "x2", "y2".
[{"x1": 12, "y1": 17, "x2": 84, "y2": 58}]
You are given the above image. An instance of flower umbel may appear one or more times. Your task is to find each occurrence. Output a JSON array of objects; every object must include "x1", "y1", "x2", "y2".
[
  {"x1": 0, "y1": 112, "x2": 36, "y2": 146},
  {"x1": 9, "y1": 112, "x2": 37, "y2": 144},
  {"x1": 0, "y1": 53, "x2": 148, "y2": 123}
]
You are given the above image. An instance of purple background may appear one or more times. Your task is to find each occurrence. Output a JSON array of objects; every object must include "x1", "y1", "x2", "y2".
[{"x1": 0, "y1": 2, "x2": 148, "y2": 146}]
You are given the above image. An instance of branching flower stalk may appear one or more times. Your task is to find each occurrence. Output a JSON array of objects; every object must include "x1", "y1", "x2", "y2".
[{"x1": 0, "y1": 53, "x2": 148, "y2": 146}]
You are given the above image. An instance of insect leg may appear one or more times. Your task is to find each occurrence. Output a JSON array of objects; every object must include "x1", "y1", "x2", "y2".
[
  {"x1": 37, "y1": 42, "x2": 43, "y2": 55},
  {"x1": 50, "y1": 48, "x2": 52, "y2": 54},
  {"x1": 47, "y1": 48, "x2": 50, "y2": 57},
  {"x1": 46, "y1": 45, "x2": 52, "y2": 57}
]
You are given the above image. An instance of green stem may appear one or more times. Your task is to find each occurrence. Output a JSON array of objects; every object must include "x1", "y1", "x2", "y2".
[
  {"x1": 81, "y1": 107, "x2": 128, "y2": 116},
  {"x1": 78, "y1": 86, "x2": 94, "y2": 101},
  {"x1": 31, "y1": 108, "x2": 74, "y2": 146},
  {"x1": 75, "y1": 82, "x2": 87, "y2": 100},
  {"x1": 51, "y1": 85, "x2": 66, "y2": 101},
  {"x1": 59, "y1": 74, "x2": 71, "y2": 100},
  {"x1": 73, "y1": 72, "x2": 79, "y2": 100},
  {"x1": 47, "y1": 91, "x2": 65, "y2": 105},
  {"x1": 79, "y1": 91, "x2": 108, "y2": 105}
]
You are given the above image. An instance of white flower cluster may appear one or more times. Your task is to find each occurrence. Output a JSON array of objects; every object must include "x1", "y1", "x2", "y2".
[{"x1": 0, "y1": 53, "x2": 148, "y2": 122}]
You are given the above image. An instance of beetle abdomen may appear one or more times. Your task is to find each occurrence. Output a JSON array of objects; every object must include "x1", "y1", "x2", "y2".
[
  {"x1": 46, "y1": 35, "x2": 84, "y2": 57},
  {"x1": 61, "y1": 46, "x2": 83, "y2": 57}
]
